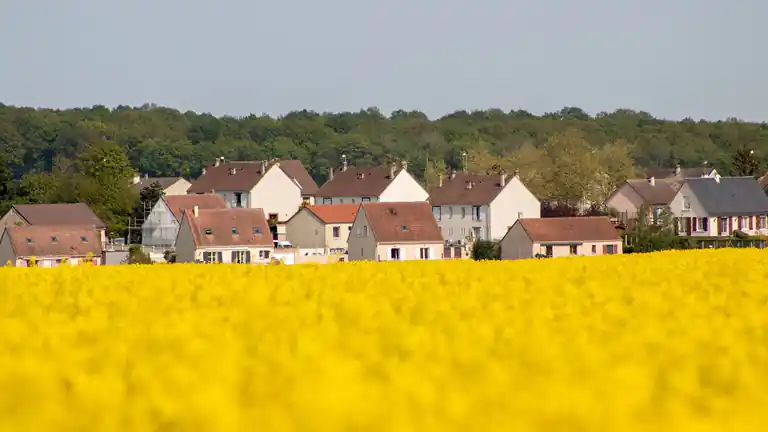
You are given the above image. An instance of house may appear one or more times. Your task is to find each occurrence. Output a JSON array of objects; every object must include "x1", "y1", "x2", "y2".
[
  {"x1": 604, "y1": 177, "x2": 680, "y2": 224},
  {"x1": 645, "y1": 164, "x2": 719, "y2": 181},
  {"x1": 669, "y1": 176, "x2": 768, "y2": 237},
  {"x1": 427, "y1": 170, "x2": 540, "y2": 247},
  {"x1": 186, "y1": 158, "x2": 318, "y2": 222},
  {"x1": 131, "y1": 173, "x2": 191, "y2": 196},
  {"x1": 500, "y1": 217, "x2": 622, "y2": 260},
  {"x1": 284, "y1": 204, "x2": 359, "y2": 256},
  {"x1": 314, "y1": 160, "x2": 428, "y2": 205},
  {"x1": 0, "y1": 226, "x2": 103, "y2": 267},
  {"x1": 141, "y1": 194, "x2": 227, "y2": 254},
  {"x1": 757, "y1": 174, "x2": 768, "y2": 194},
  {"x1": 348, "y1": 202, "x2": 444, "y2": 261},
  {"x1": 174, "y1": 206, "x2": 274, "y2": 264},
  {"x1": 0, "y1": 203, "x2": 107, "y2": 248}
]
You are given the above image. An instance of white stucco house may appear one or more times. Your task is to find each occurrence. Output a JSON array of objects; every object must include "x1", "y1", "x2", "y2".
[{"x1": 314, "y1": 160, "x2": 429, "y2": 205}]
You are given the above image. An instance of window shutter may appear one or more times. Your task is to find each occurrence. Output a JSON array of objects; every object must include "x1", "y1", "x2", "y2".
[
  {"x1": 717, "y1": 218, "x2": 722, "y2": 233},
  {"x1": 217, "y1": 252, "x2": 223, "y2": 263},
  {"x1": 738, "y1": 217, "x2": 743, "y2": 230},
  {"x1": 703, "y1": 218, "x2": 709, "y2": 232},
  {"x1": 750, "y1": 217, "x2": 754, "y2": 230},
  {"x1": 602, "y1": 245, "x2": 607, "y2": 254},
  {"x1": 246, "y1": 251, "x2": 251, "y2": 264}
]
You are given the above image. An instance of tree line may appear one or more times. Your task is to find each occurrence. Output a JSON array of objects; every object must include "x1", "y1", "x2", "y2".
[{"x1": 0, "y1": 102, "x2": 766, "y2": 236}]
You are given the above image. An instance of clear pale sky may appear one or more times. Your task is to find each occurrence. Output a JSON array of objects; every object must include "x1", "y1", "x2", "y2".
[{"x1": 1, "y1": 0, "x2": 765, "y2": 121}]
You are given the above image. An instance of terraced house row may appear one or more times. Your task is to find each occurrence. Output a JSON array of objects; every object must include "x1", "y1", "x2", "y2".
[{"x1": 7, "y1": 159, "x2": 765, "y2": 266}]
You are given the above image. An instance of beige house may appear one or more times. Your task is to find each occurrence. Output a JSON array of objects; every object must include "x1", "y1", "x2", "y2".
[
  {"x1": 284, "y1": 204, "x2": 359, "y2": 256},
  {"x1": 604, "y1": 177, "x2": 680, "y2": 224},
  {"x1": 315, "y1": 160, "x2": 428, "y2": 205},
  {"x1": 500, "y1": 216, "x2": 622, "y2": 260},
  {"x1": 131, "y1": 174, "x2": 191, "y2": 196},
  {"x1": 175, "y1": 206, "x2": 274, "y2": 264},
  {"x1": 0, "y1": 203, "x2": 107, "y2": 248},
  {"x1": 428, "y1": 170, "x2": 540, "y2": 249},
  {"x1": 669, "y1": 176, "x2": 768, "y2": 237},
  {"x1": 348, "y1": 202, "x2": 444, "y2": 261},
  {"x1": 0, "y1": 226, "x2": 103, "y2": 267},
  {"x1": 187, "y1": 159, "x2": 319, "y2": 223}
]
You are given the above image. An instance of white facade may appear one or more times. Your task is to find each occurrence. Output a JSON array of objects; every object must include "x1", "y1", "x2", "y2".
[{"x1": 318, "y1": 170, "x2": 428, "y2": 205}]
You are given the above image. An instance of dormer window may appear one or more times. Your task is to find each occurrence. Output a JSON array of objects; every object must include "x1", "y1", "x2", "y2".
[{"x1": 204, "y1": 228, "x2": 213, "y2": 235}]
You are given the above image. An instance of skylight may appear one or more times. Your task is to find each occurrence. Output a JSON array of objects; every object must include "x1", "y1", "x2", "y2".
[
  {"x1": 204, "y1": 228, "x2": 213, "y2": 235},
  {"x1": 401, "y1": 225, "x2": 407, "y2": 231},
  {"x1": 51, "y1": 236, "x2": 58, "y2": 243},
  {"x1": 80, "y1": 236, "x2": 87, "y2": 242},
  {"x1": 26, "y1": 238, "x2": 32, "y2": 244},
  {"x1": 254, "y1": 227, "x2": 261, "y2": 234},
  {"x1": 231, "y1": 227, "x2": 238, "y2": 234}
]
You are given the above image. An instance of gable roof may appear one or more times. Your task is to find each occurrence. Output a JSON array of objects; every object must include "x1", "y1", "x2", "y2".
[
  {"x1": 163, "y1": 195, "x2": 227, "y2": 222},
  {"x1": 131, "y1": 176, "x2": 186, "y2": 193},
  {"x1": 185, "y1": 208, "x2": 272, "y2": 248},
  {"x1": 361, "y1": 201, "x2": 443, "y2": 243},
  {"x1": 683, "y1": 177, "x2": 768, "y2": 216},
  {"x1": 645, "y1": 166, "x2": 715, "y2": 179},
  {"x1": 3, "y1": 226, "x2": 102, "y2": 258},
  {"x1": 316, "y1": 166, "x2": 400, "y2": 198},
  {"x1": 516, "y1": 217, "x2": 620, "y2": 243},
  {"x1": 624, "y1": 178, "x2": 680, "y2": 205},
  {"x1": 305, "y1": 204, "x2": 359, "y2": 224},
  {"x1": 428, "y1": 172, "x2": 510, "y2": 205},
  {"x1": 187, "y1": 160, "x2": 316, "y2": 194},
  {"x1": 12, "y1": 203, "x2": 106, "y2": 229}
]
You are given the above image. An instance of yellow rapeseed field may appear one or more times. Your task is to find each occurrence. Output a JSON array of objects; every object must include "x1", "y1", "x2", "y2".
[{"x1": 1, "y1": 249, "x2": 767, "y2": 431}]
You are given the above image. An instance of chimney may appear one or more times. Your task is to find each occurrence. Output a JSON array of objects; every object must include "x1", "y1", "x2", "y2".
[
  {"x1": 649, "y1": 176, "x2": 655, "y2": 186},
  {"x1": 202, "y1": 167, "x2": 207, "y2": 175},
  {"x1": 401, "y1": 160, "x2": 408, "y2": 172},
  {"x1": 675, "y1": 163, "x2": 681, "y2": 177},
  {"x1": 328, "y1": 166, "x2": 334, "y2": 181},
  {"x1": 342, "y1": 158, "x2": 348, "y2": 172},
  {"x1": 214, "y1": 158, "x2": 221, "y2": 167},
  {"x1": 715, "y1": 175, "x2": 720, "y2": 183},
  {"x1": 143, "y1": 173, "x2": 149, "y2": 180},
  {"x1": 465, "y1": 181, "x2": 473, "y2": 190},
  {"x1": 514, "y1": 169, "x2": 520, "y2": 178},
  {"x1": 438, "y1": 174, "x2": 443, "y2": 187},
  {"x1": 261, "y1": 160, "x2": 267, "y2": 173},
  {"x1": 193, "y1": 206, "x2": 199, "y2": 217},
  {"x1": 390, "y1": 163, "x2": 396, "y2": 179},
  {"x1": 500, "y1": 173, "x2": 507, "y2": 187},
  {"x1": 229, "y1": 167, "x2": 236, "y2": 175},
  {"x1": 450, "y1": 170, "x2": 456, "y2": 180},
  {"x1": 132, "y1": 173, "x2": 140, "y2": 184}
]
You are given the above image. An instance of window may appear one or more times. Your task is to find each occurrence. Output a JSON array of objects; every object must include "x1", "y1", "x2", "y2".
[
  {"x1": 51, "y1": 236, "x2": 58, "y2": 243},
  {"x1": 682, "y1": 196, "x2": 691, "y2": 211},
  {"x1": 362, "y1": 225, "x2": 368, "y2": 237},
  {"x1": 462, "y1": 207, "x2": 467, "y2": 219},
  {"x1": 741, "y1": 216, "x2": 749, "y2": 230},
  {"x1": 604, "y1": 244, "x2": 617, "y2": 255},
  {"x1": 401, "y1": 225, "x2": 407, "y2": 231},
  {"x1": 448, "y1": 207, "x2": 454, "y2": 219},
  {"x1": 432, "y1": 206, "x2": 441, "y2": 221},
  {"x1": 340, "y1": 199, "x2": 344, "y2": 204},
  {"x1": 253, "y1": 227, "x2": 261, "y2": 234},
  {"x1": 652, "y1": 206, "x2": 664, "y2": 224},
  {"x1": 204, "y1": 228, "x2": 213, "y2": 235},
  {"x1": 390, "y1": 248, "x2": 401, "y2": 260},
  {"x1": 569, "y1": 245, "x2": 578, "y2": 255},
  {"x1": 545, "y1": 245, "x2": 553, "y2": 257},
  {"x1": 362, "y1": 197, "x2": 371, "y2": 203},
  {"x1": 332, "y1": 226, "x2": 341, "y2": 239},
  {"x1": 81, "y1": 236, "x2": 87, "y2": 242},
  {"x1": 473, "y1": 227, "x2": 481, "y2": 240},
  {"x1": 720, "y1": 217, "x2": 729, "y2": 234},
  {"x1": 760, "y1": 216, "x2": 767, "y2": 230},
  {"x1": 234, "y1": 192, "x2": 244, "y2": 208},
  {"x1": 591, "y1": 245, "x2": 597, "y2": 254},
  {"x1": 323, "y1": 198, "x2": 332, "y2": 205},
  {"x1": 472, "y1": 206, "x2": 481, "y2": 221},
  {"x1": 351, "y1": 199, "x2": 356, "y2": 203},
  {"x1": 302, "y1": 196, "x2": 311, "y2": 205},
  {"x1": 419, "y1": 248, "x2": 430, "y2": 259},
  {"x1": 259, "y1": 250, "x2": 271, "y2": 259},
  {"x1": 268, "y1": 214, "x2": 278, "y2": 222},
  {"x1": 231, "y1": 227, "x2": 238, "y2": 234},
  {"x1": 202, "y1": 251, "x2": 222, "y2": 263},
  {"x1": 697, "y1": 217, "x2": 708, "y2": 232},
  {"x1": 231, "y1": 250, "x2": 251, "y2": 264},
  {"x1": 448, "y1": 227, "x2": 454, "y2": 236},
  {"x1": 25, "y1": 237, "x2": 32, "y2": 244}
]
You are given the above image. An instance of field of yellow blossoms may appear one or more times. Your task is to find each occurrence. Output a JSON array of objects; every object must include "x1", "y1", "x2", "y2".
[{"x1": 1, "y1": 249, "x2": 768, "y2": 431}]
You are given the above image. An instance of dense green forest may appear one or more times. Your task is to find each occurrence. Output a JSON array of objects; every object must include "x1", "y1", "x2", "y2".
[{"x1": 0, "y1": 102, "x2": 765, "y2": 235}]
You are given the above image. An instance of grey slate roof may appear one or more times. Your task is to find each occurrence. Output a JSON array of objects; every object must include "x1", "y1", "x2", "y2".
[
  {"x1": 686, "y1": 177, "x2": 768, "y2": 216},
  {"x1": 625, "y1": 179, "x2": 680, "y2": 205}
]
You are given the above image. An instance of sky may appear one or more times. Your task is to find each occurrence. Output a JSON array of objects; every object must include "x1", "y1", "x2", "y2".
[{"x1": 1, "y1": 0, "x2": 765, "y2": 121}]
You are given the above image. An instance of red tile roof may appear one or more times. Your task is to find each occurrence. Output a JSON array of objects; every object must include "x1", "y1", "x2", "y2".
[
  {"x1": 3, "y1": 226, "x2": 102, "y2": 258},
  {"x1": 187, "y1": 160, "x2": 317, "y2": 195},
  {"x1": 185, "y1": 208, "x2": 273, "y2": 248},
  {"x1": 517, "y1": 217, "x2": 620, "y2": 243},
  {"x1": 428, "y1": 172, "x2": 508, "y2": 205},
  {"x1": 316, "y1": 166, "x2": 400, "y2": 198},
  {"x1": 11, "y1": 203, "x2": 105, "y2": 229},
  {"x1": 306, "y1": 204, "x2": 359, "y2": 223},
  {"x1": 163, "y1": 195, "x2": 227, "y2": 222},
  {"x1": 362, "y1": 202, "x2": 443, "y2": 243}
]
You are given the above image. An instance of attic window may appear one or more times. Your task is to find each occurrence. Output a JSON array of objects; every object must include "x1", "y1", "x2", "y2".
[
  {"x1": 51, "y1": 236, "x2": 58, "y2": 243},
  {"x1": 26, "y1": 238, "x2": 32, "y2": 244},
  {"x1": 80, "y1": 236, "x2": 87, "y2": 242},
  {"x1": 253, "y1": 227, "x2": 262, "y2": 234},
  {"x1": 204, "y1": 228, "x2": 213, "y2": 235}
]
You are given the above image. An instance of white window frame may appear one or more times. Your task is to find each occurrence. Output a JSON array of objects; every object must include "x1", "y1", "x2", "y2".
[
  {"x1": 720, "y1": 217, "x2": 729, "y2": 234},
  {"x1": 741, "y1": 216, "x2": 749, "y2": 230},
  {"x1": 323, "y1": 198, "x2": 332, "y2": 205},
  {"x1": 472, "y1": 206, "x2": 481, "y2": 221},
  {"x1": 419, "y1": 247, "x2": 430, "y2": 260},
  {"x1": 332, "y1": 226, "x2": 341, "y2": 239},
  {"x1": 258, "y1": 250, "x2": 271, "y2": 259},
  {"x1": 760, "y1": 216, "x2": 767, "y2": 230},
  {"x1": 682, "y1": 196, "x2": 691, "y2": 211},
  {"x1": 697, "y1": 217, "x2": 708, "y2": 232}
]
